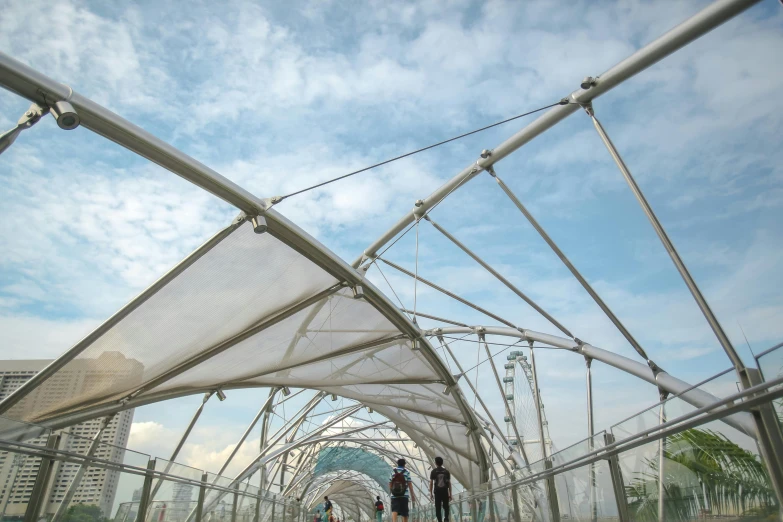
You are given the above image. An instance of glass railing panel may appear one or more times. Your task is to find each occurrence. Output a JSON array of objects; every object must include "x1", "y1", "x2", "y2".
[
  {"x1": 0, "y1": 416, "x2": 51, "y2": 522},
  {"x1": 148, "y1": 459, "x2": 204, "y2": 522},
  {"x1": 611, "y1": 386, "x2": 777, "y2": 521},
  {"x1": 756, "y1": 342, "x2": 783, "y2": 433}
]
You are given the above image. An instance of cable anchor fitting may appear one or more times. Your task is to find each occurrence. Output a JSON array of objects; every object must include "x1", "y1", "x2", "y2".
[{"x1": 580, "y1": 101, "x2": 595, "y2": 117}]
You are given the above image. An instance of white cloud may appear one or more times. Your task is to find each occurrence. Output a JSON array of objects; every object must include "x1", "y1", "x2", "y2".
[{"x1": 0, "y1": 0, "x2": 781, "y2": 469}]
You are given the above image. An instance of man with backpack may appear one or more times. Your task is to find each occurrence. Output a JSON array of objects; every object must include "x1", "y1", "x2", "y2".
[
  {"x1": 388, "y1": 458, "x2": 416, "y2": 522},
  {"x1": 374, "y1": 496, "x2": 384, "y2": 522},
  {"x1": 429, "y1": 457, "x2": 451, "y2": 522}
]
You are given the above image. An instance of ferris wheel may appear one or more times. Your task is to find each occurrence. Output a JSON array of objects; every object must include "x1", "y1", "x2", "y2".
[{"x1": 503, "y1": 349, "x2": 553, "y2": 466}]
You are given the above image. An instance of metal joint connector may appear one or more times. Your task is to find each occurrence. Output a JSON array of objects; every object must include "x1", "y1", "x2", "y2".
[
  {"x1": 351, "y1": 285, "x2": 365, "y2": 299},
  {"x1": 580, "y1": 76, "x2": 597, "y2": 90},
  {"x1": 480, "y1": 149, "x2": 492, "y2": 159},
  {"x1": 485, "y1": 165, "x2": 497, "y2": 178},
  {"x1": 250, "y1": 215, "x2": 268, "y2": 234},
  {"x1": 580, "y1": 101, "x2": 595, "y2": 116},
  {"x1": 647, "y1": 359, "x2": 665, "y2": 376}
]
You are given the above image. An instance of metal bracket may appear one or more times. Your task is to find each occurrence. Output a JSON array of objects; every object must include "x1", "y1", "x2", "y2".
[
  {"x1": 0, "y1": 103, "x2": 49, "y2": 155},
  {"x1": 580, "y1": 100, "x2": 595, "y2": 116},
  {"x1": 580, "y1": 76, "x2": 598, "y2": 90}
]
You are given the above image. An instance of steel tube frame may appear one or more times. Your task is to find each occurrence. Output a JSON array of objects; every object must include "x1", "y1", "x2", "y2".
[
  {"x1": 378, "y1": 258, "x2": 517, "y2": 328},
  {"x1": 5, "y1": 375, "x2": 783, "y2": 520},
  {"x1": 585, "y1": 359, "x2": 596, "y2": 522},
  {"x1": 479, "y1": 333, "x2": 528, "y2": 454},
  {"x1": 435, "y1": 335, "x2": 528, "y2": 464},
  {"x1": 195, "y1": 410, "x2": 368, "y2": 522},
  {"x1": 354, "y1": 0, "x2": 763, "y2": 268},
  {"x1": 399, "y1": 309, "x2": 469, "y2": 327},
  {"x1": 603, "y1": 433, "x2": 629, "y2": 522},
  {"x1": 472, "y1": 374, "x2": 783, "y2": 500},
  {"x1": 52, "y1": 415, "x2": 115, "y2": 522},
  {"x1": 428, "y1": 325, "x2": 756, "y2": 437},
  {"x1": 23, "y1": 433, "x2": 60, "y2": 522},
  {"x1": 426, "y1": 216, "x2": 572, "y2": 338},
  {"x1": 528, "y1": 343, "x2": 559, "y2": 522},
  {"x1": 218, "y1": 391, "x2": 280, "y2": 477},
  {"x1": 150, "y1": 392, "x2": 213, "y2": 501},
  {"x1": 196, "y1": 472, "x2": 208, "y2": 522},
  {"x1": 657, "y1": 397, "x2": 667, "y2": 522},
  {"x1": 488, "y1": 169, "x2": 654, "y2": 365},
  {"x1": 0, "y1": 52, "x2": 490, "y2": 487},
  {"x1": 136, "y1": 459, "x2": 156, "y2": 522},
  {"x1": 587, "y1": 108, "x2": 745, "y2": 373}
]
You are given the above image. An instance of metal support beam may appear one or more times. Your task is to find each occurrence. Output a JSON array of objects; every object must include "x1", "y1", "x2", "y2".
[
  {"x1": 529, "y1": 343, "x2": 558, "y2": 521},
  {"x1": 586, "y1": 106, "x2": 746, "y2": 373},
  {"x1": 429, "y1": 326, "x2": 756, "y2": 437},
  {"x1": 528, "y1": 343, "x2": 549, "y2": 463},
  {"x1": 744, "y1": 369, "x2": 783, "y2": 512},
  {"x1": 232, "y1": 484, "x2": 239, "y2": 522},
  {"x1": 543, "y1": 460, "x2": 560, "y2": 522},
  {"x1": 426, "y1": 216, "x2": 572, "y2": 338},
  {"x1": 488, "y1": 169, "x2": 655, "y2": 367},
  {"x1": 603, "y1": 433, "x2": 630, "y2": 522},
  {"x1": 399, "y1": 309, "x2": 469, "y2": 327},
  {"x1": 436, "y1": 336, "x2": 522, "y2": 462},
  {"x1": 150, "y1": 392, "x2": 213, "y2": 501},
  {"x1": 585, "y1": 359, "x2": 596, "y2": 522},
  {"x1": 479, "y1": 332, "x2": 528, "y2": 454},
  {"x1": 657, "y1": 393, "x2": 668, "y2": 522},
  {"x1": 379, "y1": 258, "x2": 516, "y2": 328},
  {"x1": 52, "y1": 415, "x2": 115, "y2": 522},
  {"x1": 23, "y1": 433, "x2": 60, "y2": 522},
  {"x1": 196, "y1": 472, "x2": 208, "y2": 522},
  {"x1": 354, "y1": 0, "x2": 764, "y2": 268},
  {"x1": 136, "y1": 459, "x2": 156, "y2": 522},
  {"x1": 219, "y1": 391, "x2": 280, "y2": 476}
]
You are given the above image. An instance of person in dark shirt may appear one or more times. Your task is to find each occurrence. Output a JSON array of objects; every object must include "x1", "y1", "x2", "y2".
[
  {"x1": 429, "y1": 457, "x2": 451, "y2": 522},
  {"x1": 374, "y1": 496, "x2": 384, "y2": 522},
  {"x1": 323, "y1": 496, "x2": 333, "y2": 522}
]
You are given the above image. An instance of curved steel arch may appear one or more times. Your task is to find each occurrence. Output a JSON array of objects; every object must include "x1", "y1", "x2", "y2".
[
  {"x1": 0, "y1": 51, "x2": 491, "y2": 486},
  {"x1": 427, "y1": 326, "x2": 755, "y2": 437}
]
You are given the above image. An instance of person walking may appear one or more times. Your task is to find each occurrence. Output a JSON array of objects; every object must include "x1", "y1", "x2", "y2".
[
  {"x1": 323, "y1": 496, "x2": 333, "y2": 522},
  {"x1": 314, "y1": 511, "x2": 322, "y2": 522},
  {"x1": 374, "y1": 496, "x2": 384, "y2": 522},
  {"x1": 389, "y1": 458, "x2": 416, "y2": 522},
  {"x1": 429, "y1": 457, "x2": 452, "y2": 522}
]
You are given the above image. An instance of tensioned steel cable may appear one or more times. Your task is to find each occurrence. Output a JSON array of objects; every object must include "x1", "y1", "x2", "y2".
[{"x1": 274, "y1": 99, "x2": 569, "y2": 201}]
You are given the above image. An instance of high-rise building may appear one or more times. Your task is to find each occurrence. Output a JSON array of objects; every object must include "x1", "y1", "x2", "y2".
[{"x1": 0, "y1": 354, "x2": 142, "y2": 520}]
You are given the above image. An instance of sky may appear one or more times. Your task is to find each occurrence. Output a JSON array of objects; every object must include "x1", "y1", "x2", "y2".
[{"x1": 1, "y1": 0, "x2": 783, "y2": 506}]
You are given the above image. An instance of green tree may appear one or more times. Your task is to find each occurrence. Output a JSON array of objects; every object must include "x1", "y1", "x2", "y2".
[
  {"x1": 625, "y1": 428, "x2": 777, "y2": 521},
  {"x1": 60, "y1": 503, "x2": 109, "y2": 522}
]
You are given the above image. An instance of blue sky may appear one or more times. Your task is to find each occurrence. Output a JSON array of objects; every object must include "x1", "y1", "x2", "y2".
[{"x1": 1, "y1": 0, "x2": 782, "y2": 479}]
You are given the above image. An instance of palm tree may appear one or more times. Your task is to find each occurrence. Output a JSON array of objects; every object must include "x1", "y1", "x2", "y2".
[{"x1": 625, "y1": 428, "x2": 777, "y2": 521}]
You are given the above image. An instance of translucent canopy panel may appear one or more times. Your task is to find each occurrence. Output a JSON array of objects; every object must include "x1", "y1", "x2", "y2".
[
  {"x1": 3, "y1": 217, "x2": 485, "y2": 487},
  {"x1": 312, "y1": 448, "x2": 390, "y2": 491}
]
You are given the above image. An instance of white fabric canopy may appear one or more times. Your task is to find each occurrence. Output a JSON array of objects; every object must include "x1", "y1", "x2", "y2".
[{"x1": 3, "y1": 218, "x2": 487, "y2": 487}]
